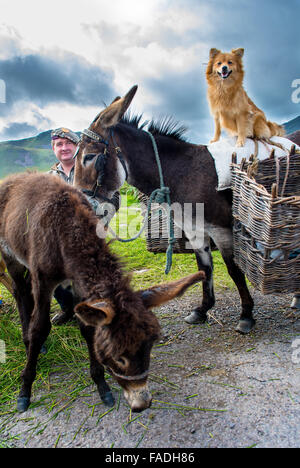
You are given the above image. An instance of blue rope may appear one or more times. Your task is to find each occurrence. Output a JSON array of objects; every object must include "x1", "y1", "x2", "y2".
[
  {"x1": 143, "y1": 130, "x2": 175, "y2": 274},
  {"x1": 109, "y1": 130, "x2": 175, "y2": 274}
]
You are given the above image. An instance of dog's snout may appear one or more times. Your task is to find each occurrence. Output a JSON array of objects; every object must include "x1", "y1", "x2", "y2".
[{"x1": 222, "y1": 66, "x2": 228, "y2": 73}]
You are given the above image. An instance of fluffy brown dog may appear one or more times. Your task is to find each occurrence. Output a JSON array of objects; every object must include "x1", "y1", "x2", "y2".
[{"x1": 206, "y1": 48, "x2": 285, "y2": 146}]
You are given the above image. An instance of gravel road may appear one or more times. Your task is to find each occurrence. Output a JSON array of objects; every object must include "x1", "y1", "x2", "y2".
[{"x1": 1, "y1": 288, "x2": 299, "y2": 448}]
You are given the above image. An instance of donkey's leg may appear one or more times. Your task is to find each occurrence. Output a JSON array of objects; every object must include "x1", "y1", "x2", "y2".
[
  {"x1": 17, "y1": 275, "x2": 52, "y2": 412},
  {"x1": 184, "y1": 234, "x2": 215, "y2": 324},
  {"x1": 14, "y1": 273, "x2": 35, "y2": 353},
  {"x1": 208, "y1": 225, "x2": 255, "y2": 334},
  {"x1": 77, "y1": 322, "x2": 115, "y2": 407},
  {"x1": 2, "y1": 255, "x2": 34, "y2": 352}
]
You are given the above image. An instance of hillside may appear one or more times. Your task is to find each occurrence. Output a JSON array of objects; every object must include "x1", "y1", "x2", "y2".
[
  {"x1": 283, "y1": 116, "x2": 300, "y2": 135},
  {"x1": 0, "y1": 116, "x2": 299, "y2": 178},
  {"x1": 0, "y1": 130, "x2": 56, "y2": 178}
]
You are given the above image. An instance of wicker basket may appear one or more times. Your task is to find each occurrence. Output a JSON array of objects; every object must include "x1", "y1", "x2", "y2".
[
  {"x1": 231, "y1": 147, "x2": 300, "y2": 294},
  {"x1": 138, "y1": 193, "x2": 194, "y2": 254}
]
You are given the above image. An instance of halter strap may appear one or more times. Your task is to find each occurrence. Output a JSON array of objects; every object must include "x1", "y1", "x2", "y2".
[
  {"x1": 110, "y1": 128, "x2": 129, "y2": 180},
  {"x1": 109, "y1": 368, "x2": 149, "y2": 381},
  {"x1": 80, "y1": 127, "x2": 128, "y2": 180},
  {"x1": 74, "y1": 126, "x2": 128, "y2": 206},
  {"x1": 82, "y1": 128, "x2": 109, "y2": 145}
]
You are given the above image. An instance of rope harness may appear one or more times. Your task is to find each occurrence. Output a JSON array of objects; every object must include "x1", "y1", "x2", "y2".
[
  {"x1": 143, "y1": 130, "x2": 175, "y2": 274},
  {"x1": 75, "y1": 127, "x2": 175, "y2": 274}
]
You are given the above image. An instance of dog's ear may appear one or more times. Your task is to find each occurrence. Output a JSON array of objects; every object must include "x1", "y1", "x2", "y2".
[
  {"x1": 209, "y1": 48, "x2": 220, "y2": 59},
  {"x1": 232, "y1": 48, "x2": 244, "y2": 58}
]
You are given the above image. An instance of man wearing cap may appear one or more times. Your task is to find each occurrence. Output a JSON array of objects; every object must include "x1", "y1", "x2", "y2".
[
  {"x1": 49, "y1": 127, "x2": 80, "y2": 183},
  {"x1": 49, "y1": 127, "x2": 120, "y2": 212}
]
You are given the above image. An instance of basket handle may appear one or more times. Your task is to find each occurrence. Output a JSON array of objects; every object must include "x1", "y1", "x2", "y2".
[
  {"x1": 269, "y1": 148, "x2": 275, "y2": 159},
  {"x1": 280, "y1": 149, "x2": 291, "y2": 197},
  {"x1": 271, "y1": 183, "x2": 278, "y2": 199}
]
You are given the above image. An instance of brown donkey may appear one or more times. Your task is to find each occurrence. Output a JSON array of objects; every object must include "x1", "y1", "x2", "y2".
[{"x1": 0, "y1": 172, "x2": 204, "y2": 412}]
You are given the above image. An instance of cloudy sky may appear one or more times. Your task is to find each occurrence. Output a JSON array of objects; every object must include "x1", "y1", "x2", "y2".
[{"x1": 0, "y1": 0, "x2": 299, "y2": 143}]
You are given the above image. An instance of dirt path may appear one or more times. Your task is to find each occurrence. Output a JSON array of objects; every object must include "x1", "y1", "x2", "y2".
[{"x1": 1, "y1": 289, "x2": 299, "y2": 448}]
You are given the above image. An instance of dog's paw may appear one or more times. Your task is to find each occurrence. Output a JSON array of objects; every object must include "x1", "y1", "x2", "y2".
[
  {"x1": 236, "y1": 139, "x2": 245, "y2": 147},
  {"x1": 210, "y1": 138, "x2": 219, "y2": 144}
]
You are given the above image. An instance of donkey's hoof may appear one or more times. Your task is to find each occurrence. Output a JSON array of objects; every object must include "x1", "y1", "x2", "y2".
[
  {"x1": 101, "y1": 391, "x2": 115, "y2": 407},
  {"x1": 17, "y1": 397, "x2": 30, "y2": 412},
  {"x1": 184, "y1": 310, "x2": 206, "y2": 324},
  {"x1": 236, "y1": 318, "x2": 256, "y2": 335}
]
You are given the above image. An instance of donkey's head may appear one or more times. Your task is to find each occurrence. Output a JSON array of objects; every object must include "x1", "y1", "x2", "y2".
[
  {"x1": 74, "y1": 86, "x2": 138, "y2": 204},
  {"x1": 75, "y1": 271, "x2": 205, "y2": 411}
]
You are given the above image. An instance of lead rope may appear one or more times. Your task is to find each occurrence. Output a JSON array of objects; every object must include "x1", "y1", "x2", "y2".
[
  {"x1": 107, "y1": 130, "x2": 175, "y2": 274},
  {"x1": 144, "y1": 130, "x2": 175, "y2": 274}
]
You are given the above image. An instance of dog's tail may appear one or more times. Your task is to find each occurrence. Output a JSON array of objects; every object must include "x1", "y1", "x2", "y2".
[{"x1": 267, "y1": 121, "x2": 285, "y2": 137}]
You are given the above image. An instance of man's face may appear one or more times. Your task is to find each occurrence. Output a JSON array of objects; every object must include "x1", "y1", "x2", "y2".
[{"x1": 52, "y1": 137, "x2": 77, "y2": 164}]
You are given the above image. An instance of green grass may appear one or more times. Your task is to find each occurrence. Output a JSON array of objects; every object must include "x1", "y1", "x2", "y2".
[
  {"x1": 0, "y1": 294, "x2": 90, "y2": 410},
  {"x1": 0, "y1": 190, "x2": 233, "y2": 420}
]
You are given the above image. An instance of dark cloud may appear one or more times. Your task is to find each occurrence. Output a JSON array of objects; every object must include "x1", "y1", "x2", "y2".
[
  {"x1": 0, "y1": 121, "x2": 38, "y2": 140},
  {"x1": 0, "y1": 103, "x2": 53, "y2": 140},
  {"x1": 0, "y1": 46, "x2": 117, "y2": 139},
  {"x1": 0, "y1": 50, "x2": 115, "y2": 116}
]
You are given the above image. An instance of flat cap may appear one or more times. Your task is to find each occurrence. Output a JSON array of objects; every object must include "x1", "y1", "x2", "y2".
[{"x1": 51, "y1": 127, "x2": 80, "y2": 144}]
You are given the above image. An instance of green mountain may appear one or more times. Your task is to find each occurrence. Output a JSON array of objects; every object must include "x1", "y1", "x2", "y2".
[
  {"x1": 0, "y1": 117, "x2": 299, "y2": 179},
  {"x1": 0, "y1": 130, "x2": 56, "y2": 178},
  {"x1": 283, "y1": 116, "x2": 300, "y2": 135}
]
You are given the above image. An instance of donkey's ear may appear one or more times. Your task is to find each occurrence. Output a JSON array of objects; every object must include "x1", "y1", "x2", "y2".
[
  {"x1": 110, "y1": 96, "x2": 121, "y2": 105},
  {"x1": 75, "y1": 300, "x2": 115, "y2": 327},
  {"x1": 95, "y1": 85, "x2": 138, "y2": 129},
  {"x1": 138, "y1": 271, "x2": 205, "y2": 309}
]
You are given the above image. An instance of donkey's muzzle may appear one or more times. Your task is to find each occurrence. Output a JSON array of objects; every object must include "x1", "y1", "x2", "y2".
[{"x1": 123, "y1": 384, "x2": 152, "y2": 412}]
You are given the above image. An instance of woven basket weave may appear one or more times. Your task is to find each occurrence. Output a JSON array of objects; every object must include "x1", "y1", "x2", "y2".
[
  {"x1": 231, "y1": 147, "x2": 300, "y2": 294},
  {"x1": 138, "y1": 193, "x2": 194, "y2": 254}
]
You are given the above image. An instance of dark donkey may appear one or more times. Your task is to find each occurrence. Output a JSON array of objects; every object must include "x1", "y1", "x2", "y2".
[
  {"x1": 0, "y1": 172, "x2": 205, "y2": 412},
  {"x1": 74, "y1": 86, "x2": 300, "y2": 335}
]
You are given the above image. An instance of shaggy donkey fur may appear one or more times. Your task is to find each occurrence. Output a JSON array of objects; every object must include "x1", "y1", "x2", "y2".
[{"x1": 0, "y1": 172, "x2": 204, "y2": 412}]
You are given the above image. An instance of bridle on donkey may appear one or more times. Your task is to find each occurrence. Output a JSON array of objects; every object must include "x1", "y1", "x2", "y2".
[
  {"x1": 75, "y1": 125, "x2": 175, "y2": 274},
  {"x1": 73, "y1": 127, "x2": 128, "y2": 204}
]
